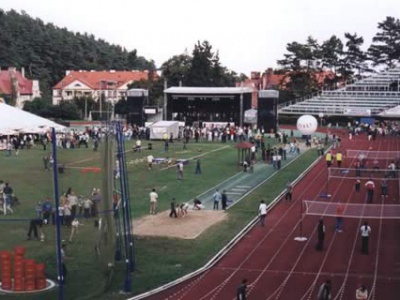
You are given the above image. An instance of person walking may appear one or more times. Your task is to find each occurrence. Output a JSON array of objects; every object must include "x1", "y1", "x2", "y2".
[
  {"x1": 147, "y1": 154, "x2": 154, "y2": 171},
  {"x1": 60, "y1": 241, "x2": 69, "y2": 284},
  {"x1": 213, "y1": 189, "x2": 221, "y2": 210},
  {"x1": 177, "y1": 161, "x2": 184, "y2": 181},
  {"x1": 356, "y1": 285, "x2": 368, "y2": 299},
  {"x1": 2, "y1": 182, "x2": 13, "y2": 215},
  {"x1": 194, "y1": 158, "x2": 202, "y2": 175},
  {"x1": 364, "y1": 178, "x2": 375, "y2": 203},
  {"x1": 355, "y1": 179, "x2": 361, "y2": 192},
  {"x1": 317, "y1": 279, "x2": 332, "y2": 300},
  {"x1": 236, "y1": 279, "x2": 249, "y2": 300},
  {"x1": 285, "y1": 180, "x2": 293, "y2": 203},
  {"x1": 27, "y1": 218, "x2": 44, "y2": 240},
  {"x1": 354, "y1": 160, "x2": 361, "y2": 177},
  {"x1": 335, "y1": 203, "x2": 344, "y2": 232},
  {"x1": 258, "y1": 200, "x2": 267, "y2": 227},
  {"x1": 336, "y1": 151, "x2": 343, "y2": 168},
  {"x1": 149, "y1": 188, "x2": 158, "y2": 215},
  {"x1": 221, "y1": 190, "x2": 228, "y2": 210},
  {"x1": 316, "y1": 218, "x2": 325, "y2": 251},
  {"x1": 381, "y1": 176, "x2": 389, "y2": 198},
  {"x1": 325, "y1": 151, "x2": 332, "y2": 168},
  {"x1": 169, "y1": 198, "x2": 178, "y2": 218},
  {"x1": 360, "y1": 222, "x2": 371, "y2": 255}
]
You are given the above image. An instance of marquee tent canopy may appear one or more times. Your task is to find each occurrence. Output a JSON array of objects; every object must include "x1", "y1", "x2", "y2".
[
  {"x1": 149, "y1": 121, "x2": 179, "y2": 140},
  {"x1": 0, "y1": 103, "x2": 66, "y2": 134}
]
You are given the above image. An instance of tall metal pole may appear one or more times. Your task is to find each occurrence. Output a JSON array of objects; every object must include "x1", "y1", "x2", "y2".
[
  {"x1": 163, "y1": 79, "x2": 168, "y2": 120},
  {"x1": 240, "y1": 82, "x2": 244, "y2": 127},
  {"x1": 84, "y1": 97, "x2": 88, "y2": 120},
  {"x1": 51, "y1": 128, "x2": 64, "y2": 300},
  {"x1": 115, "y1": 121, "x2": 134, "y2": 292},
  {"x1": 100, "y1": 80, "x2": 103, "y2": 120}
]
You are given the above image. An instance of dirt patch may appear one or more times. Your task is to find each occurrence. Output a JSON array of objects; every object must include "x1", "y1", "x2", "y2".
[{"x1": 132, "y1": 210, "x2": 227, "y2": 239}]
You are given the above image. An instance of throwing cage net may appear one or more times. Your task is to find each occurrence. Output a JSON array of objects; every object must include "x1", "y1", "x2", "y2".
[
  {"x1": 304, "y1": 200, "x2": 400, "y2": 219},
  {"x1": 328, "y1": 167, "x2": 399, "y2": 181},
  {"x1": 345, "y1": 149, "x2": 400, "y2": 161}
]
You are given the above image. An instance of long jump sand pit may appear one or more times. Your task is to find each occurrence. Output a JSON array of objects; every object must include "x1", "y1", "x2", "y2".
[{"x1": 132, "y1": 210, "x2": 227, "y2": 239}]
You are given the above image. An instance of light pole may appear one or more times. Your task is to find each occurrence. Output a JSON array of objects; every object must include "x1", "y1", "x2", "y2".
[{"x1": 318, "y1": 112, "x2": 324, "y2": 127}]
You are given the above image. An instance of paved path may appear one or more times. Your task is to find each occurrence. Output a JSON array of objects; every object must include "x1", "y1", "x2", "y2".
[{"x1": 194, "y1": 147, "x2": 312, "y2": 210}]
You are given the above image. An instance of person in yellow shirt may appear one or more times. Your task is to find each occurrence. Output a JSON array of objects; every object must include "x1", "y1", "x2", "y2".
[
  {"x1": 325, "y1": 151, "x2": 332, "y2": 167},
  {"x1": 336, "y1": 150, "x2": 343, "y2": 167}
]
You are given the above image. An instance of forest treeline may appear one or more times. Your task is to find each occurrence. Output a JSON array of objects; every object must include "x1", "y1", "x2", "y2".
[
  {"x1": 0, "y1": 9, "x2": 399, "y2": 120},
  {"x1": 0, "y1": 9, "x2": 155, "y2": 94}
]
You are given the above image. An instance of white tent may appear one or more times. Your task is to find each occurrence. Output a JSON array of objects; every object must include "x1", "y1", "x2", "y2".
[
  {"x1": 0, "y1": 103, "x2": 66, "y2": 134},
  {"x1": 244, "y1": 108, "x2": 257, "y2": 124},
  {"x1": 150, "y1": 121, "x2": 179, "y2": 140}
]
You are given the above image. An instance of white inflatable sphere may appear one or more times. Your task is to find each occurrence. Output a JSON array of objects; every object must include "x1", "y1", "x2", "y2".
[{"x1": 296, "y1": 115, "x2": 318, "y2": 135}]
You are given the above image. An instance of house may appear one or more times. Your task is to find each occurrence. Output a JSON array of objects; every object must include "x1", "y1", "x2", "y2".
[
  {"x1": 52, "y1": 70, "x2": 155, "y2": 105},
  {"x1": 0, "y1": 67, "x2": 41, "y2": 108}
]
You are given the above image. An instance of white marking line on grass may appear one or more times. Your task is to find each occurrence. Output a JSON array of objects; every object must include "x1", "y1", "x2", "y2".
[{"x1": 159, "y1": 145, "x2": 230, "y2": 171}]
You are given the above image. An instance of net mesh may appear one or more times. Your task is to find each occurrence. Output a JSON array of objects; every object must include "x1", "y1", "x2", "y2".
[
  {"x1": 328, "y1": 167, "x2": 399, "y2": 180},
  {"x1": 346, "y1": 149, "x2": 400, "y2": 160},
  {"x1": 304, "y1": 200, "x2": 400, "y2": 219}
]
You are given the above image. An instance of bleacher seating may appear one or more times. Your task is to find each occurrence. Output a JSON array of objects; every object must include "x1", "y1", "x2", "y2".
[{"x1": 278, "y1": 66, "x2": 400, "y2": 117}]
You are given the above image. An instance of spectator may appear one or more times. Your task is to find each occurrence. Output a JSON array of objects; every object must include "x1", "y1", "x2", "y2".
[
  {"x1": 83, "y1": 197, "x2": 93, "y2": 219},
  {"x1": 213, "y1": 189, "x2": 221, "y2": 210},
  {"x1": 2, "y1": 182, "x2": 13, "y2": 215},
  {"x1": 42, "y1": 198, "x2": 53, "y2": 225},
  {"x1": 221, "y1": 190, "x2": 228, "y2": 210}
]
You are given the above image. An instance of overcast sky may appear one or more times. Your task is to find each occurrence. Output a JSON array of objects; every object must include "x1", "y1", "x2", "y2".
[{"x1": 2, "y1": 0, "x2": 399, "y2": 75}]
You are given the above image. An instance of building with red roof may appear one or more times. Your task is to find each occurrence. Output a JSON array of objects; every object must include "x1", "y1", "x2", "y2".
[
  {"x1": 0, "y1": 67, "x2": 41, "y2": 108},
  {"x1": 52, "y1": 70, "x2": 155, "y2": 105}
]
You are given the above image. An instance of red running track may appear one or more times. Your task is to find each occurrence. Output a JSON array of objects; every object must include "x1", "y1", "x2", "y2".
[{"x1": 141, "y1": 133, "x2": 400, "y2": 300}]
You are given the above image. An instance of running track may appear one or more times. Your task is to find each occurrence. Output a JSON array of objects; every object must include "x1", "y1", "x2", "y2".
[{"x1": 138, "y1": 131, "x2": 400, "y2": 300}]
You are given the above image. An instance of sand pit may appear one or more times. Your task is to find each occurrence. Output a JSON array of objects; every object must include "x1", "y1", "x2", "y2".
[{"x1": 132, "y1": 210, "x2": 227, "y2": 239}]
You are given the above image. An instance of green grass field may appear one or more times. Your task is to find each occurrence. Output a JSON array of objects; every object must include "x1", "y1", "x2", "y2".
[{"x1": 0, "y1": 138, "x2": 318, "y2": 300}]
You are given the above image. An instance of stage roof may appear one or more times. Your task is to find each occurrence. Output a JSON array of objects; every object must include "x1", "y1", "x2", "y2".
[{"x1": 164, "y1": 87, "x2": 254, "y2": 94}]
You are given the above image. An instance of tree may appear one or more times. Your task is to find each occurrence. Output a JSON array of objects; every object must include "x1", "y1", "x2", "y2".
[
  {"x1": 161, "y1": 54, "x2": 192, "y2": 86},
  {"x1": 321, "y1": 35, "x2": 343, "y2": 88},
  {"x1": 0, "y1": 9, "x2": 156, "y2": 96},
  {"x1": 368, "y1": 16, "x2": 400, "y2": 68},
  {"x1": 186, "y1": 41, "x2": 214, "y2": 86},
  {"x1": 23, "y1": 96, "x2": 52, "y2": 115},
  {"x1": 341, "y1": 33, "x2": 368, "y2": 78},
  {"x1": 277, "y1": 36, "x2": 322, "y2": 96},
  {"x1": 73, "y1": 96, "x2": 96, "y2": 119}
]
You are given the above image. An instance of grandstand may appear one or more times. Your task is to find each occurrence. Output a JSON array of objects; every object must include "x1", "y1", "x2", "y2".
[{"x1": 278, "y1": 66, "x2": 400, "y2": 117}]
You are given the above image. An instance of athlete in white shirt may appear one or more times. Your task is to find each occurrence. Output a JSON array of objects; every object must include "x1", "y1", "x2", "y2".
[{"x1": 258, "y1": 200, "x2": 267, "y2": 227}]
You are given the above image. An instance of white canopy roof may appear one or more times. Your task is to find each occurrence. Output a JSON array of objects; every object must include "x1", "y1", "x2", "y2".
[
  {"x1": 164, "y1": 87, "x2": 254, "y2": 94},
  {"x1": 0, "y1": 103, "x2": 66, "y2": 134}
]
